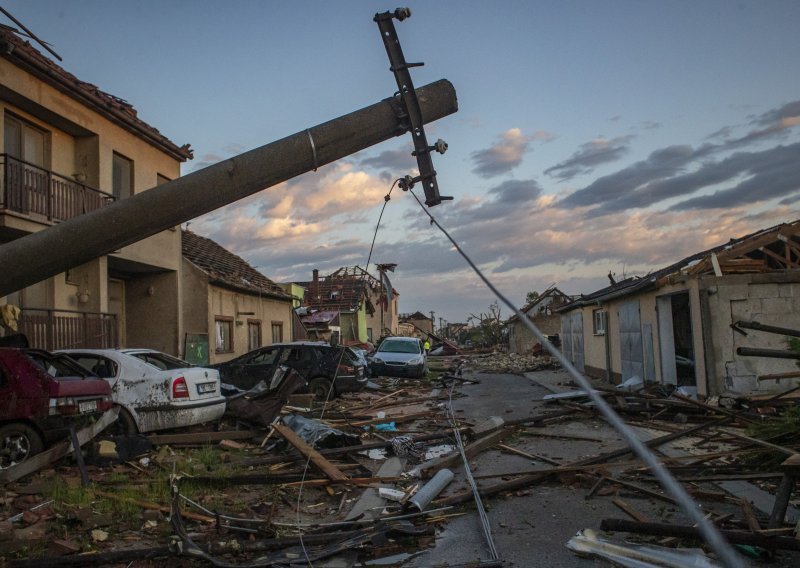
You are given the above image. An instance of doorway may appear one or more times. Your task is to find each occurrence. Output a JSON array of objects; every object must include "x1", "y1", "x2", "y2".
[{"x1": 657, "y1": 292, "x2": 696, "y2": 387}]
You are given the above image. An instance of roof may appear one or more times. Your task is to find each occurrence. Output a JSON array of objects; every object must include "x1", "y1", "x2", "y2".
[
  {"x1": 508, "y1": 286, "x2": 573, "y2": 323},
  {"x1": 0, "y1": 24, "x2": 192, "y2": 162},
  {"x1": 400, "y1": 311, "x2": 430, "y2": 321},
  {"x1": 299, "y1": 310, "x2": 340, "y2": 325},
  {"x1": 182, "y1": 230, "x2": 291, "y2": 301},
  {"x1": 298, "y1": 269, "x2": 369, "y2": 312},
  {"x1": 558, "y1": 219, "x2": 800, "y2": 312}
]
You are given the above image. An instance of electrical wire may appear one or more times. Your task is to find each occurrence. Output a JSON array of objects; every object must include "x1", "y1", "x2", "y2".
[
  {"x1": 446, "y1": 380, "x2": 500, "y2": 560},
  {"x1": 364, "y1": 179, "x2": 398, "y2": 275},
  {"x1": 296, "y1": 346, "x2": 346, "y2": 566},
  {"x1": 405, "y1": 188, "x2": 744, "y2": 568}
]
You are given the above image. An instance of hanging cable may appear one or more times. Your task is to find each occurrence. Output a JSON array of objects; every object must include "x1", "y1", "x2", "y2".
[
  {"x1": 364, "y1": 179, "x2": 398, "y2": 274},
  {"x1": 405, "y1": 188, "x2": 744, "y2": 568},
  {"x1": 296, "y1": 346, "x2": 346, "y2": 566},
  {"x1": 446, "y1": 379, "x2": 500, "y2": 560}
]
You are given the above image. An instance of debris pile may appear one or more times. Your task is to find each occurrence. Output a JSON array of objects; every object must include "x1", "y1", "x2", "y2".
[{"x1": 468, "y1": 351, "x2": 560, "y2": 374}]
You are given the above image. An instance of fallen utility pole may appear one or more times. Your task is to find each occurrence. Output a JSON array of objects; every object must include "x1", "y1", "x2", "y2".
[{"x1": 0, "y1": 80, "x2": 457, "y2": 297}]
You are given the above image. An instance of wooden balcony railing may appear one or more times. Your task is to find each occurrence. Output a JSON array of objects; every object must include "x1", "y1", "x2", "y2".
[
  {"x1": 19, "y1": 308, "x2": 118, "y2": 351},
  {"x1": 0, "y1": 154, "x2": 114, "y2": 223}
]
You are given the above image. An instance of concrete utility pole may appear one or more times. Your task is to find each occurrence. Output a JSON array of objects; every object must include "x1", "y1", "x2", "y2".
[
  {"x1": 429, "y1": 311, "x2": 435, "y2": 333},
  {"x1": 0, "y1": 80, "x2": 457, "y2": 297}
]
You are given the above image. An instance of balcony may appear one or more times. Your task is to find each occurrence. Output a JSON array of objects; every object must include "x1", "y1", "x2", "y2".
[
  {"x1": 19, "y1": 308, "x2": 118, "y2": 351},
  {"x1": 0, "y1": 154, "x2": 114, "y2": 223}
]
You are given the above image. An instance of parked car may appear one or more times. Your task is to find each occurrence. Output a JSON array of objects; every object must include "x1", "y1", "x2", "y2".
[
  {"x1": 348, "y1": 346, "x2": 371, "y2": 378},
  {"x1": 0, "y1": 347, "x2": 113, "y2": 468},
  {"x1": 210, "y1": 342, "x2": 366, "y2": 398},
  {"x1": 59, "y1": 349, "x2": 226, "y2": 435},
  {"x1": 368, "y1": 337, "x2": 427, "y2": 379}
]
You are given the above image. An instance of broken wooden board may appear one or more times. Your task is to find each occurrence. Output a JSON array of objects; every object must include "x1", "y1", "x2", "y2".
[
  {"x1": 271, "y1": 423, "x2": 348, "y2": 482},
  {"x1": 147, "y1": 429, "x2": 259, "y2": 446},
  {"x1": 418, "y1": 428, "x2": 513, "y2": 478}
]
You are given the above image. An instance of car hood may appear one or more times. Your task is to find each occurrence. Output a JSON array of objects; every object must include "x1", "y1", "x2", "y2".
[{"x1": 373, "y1": 352, "x2": 423, "y2": 363}]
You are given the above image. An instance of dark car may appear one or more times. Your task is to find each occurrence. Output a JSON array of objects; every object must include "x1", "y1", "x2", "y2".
[
  {"x1": 211, "y1": 342, "x2": 366, "y2": 398},
  {"x1": 0, "y1": 347, "x2": 113, "y2": 468}
]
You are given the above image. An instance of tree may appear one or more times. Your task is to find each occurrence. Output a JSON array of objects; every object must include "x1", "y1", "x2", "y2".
[
  {"x1": 469, "y1": 301, "x2": 506, "y2": 348},
  {"x1": 525, "y1": 290, "x2": 540, "y2": 305}
]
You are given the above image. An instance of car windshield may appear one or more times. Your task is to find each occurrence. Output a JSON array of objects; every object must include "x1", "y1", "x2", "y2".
[
  {"x1": 132, "y1": 352, "x2": 192, "y2": 371},
  {"x1": 378, "y1": 340, "x2": 420, "y2": 354}
]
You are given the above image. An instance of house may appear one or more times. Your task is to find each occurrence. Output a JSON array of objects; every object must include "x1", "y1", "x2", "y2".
[
  {"x1": 0, "y1": 25, "x2": 192, "y2": 353},
  {"x1": 557, "y1": 220, "x2": 800, "y2": 397},
  {"x1": 181, "y1": 230, "x2": 293, "y2": 364},
  {"x1": 298, "y1": 266, "x2": 399, "y2": 344},
  {"x1": 507, "y1": 286, "x2": 573, "y2": 353},
  {"x1": 399, "y1": 311, "x2": 434, "y2": 338}
]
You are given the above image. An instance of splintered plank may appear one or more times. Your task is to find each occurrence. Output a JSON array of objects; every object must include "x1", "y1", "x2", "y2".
[
  {"x1": 271, "y1": 423, "x2": 348, "y2": 482},
  {"x1": 147, "y1": 430, "x2": 259, "y2": 445}
]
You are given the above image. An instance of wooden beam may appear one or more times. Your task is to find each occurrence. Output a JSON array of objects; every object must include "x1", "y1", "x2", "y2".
[
  {"x1": 612, "y1": 497, "x2": 650, "y2": 523},
  {"x1": 147, "y1": 430, "x2": 260, "y2": 445},
  {"x1": 419, "y1": 428, "x2": 513, "y2": 478},
  {"x1": 271, "y1": 423, "x2": 348, "y2": 482}
]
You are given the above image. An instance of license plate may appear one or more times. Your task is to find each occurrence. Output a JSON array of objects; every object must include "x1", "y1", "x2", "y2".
[
  {"x1": 79, "y1": 400, "x2": 97, "y2": 413},
  {"x1": 197, "y1": 382, "x2": 216, "y2": 394}
]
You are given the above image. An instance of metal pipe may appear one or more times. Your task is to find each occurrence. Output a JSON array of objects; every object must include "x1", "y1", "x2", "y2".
[
  {"x1": 734, "y1": 320, "x2": 800, "y2": 338},
  {"x1": 737, "y1": 347, "x2": 800, "y2": 360},
  {"x1": 0, "y1": 80, "x2": 457, "y2": 297},
  {"x1": 408, "y1": 468, "x2": 454, "y2": 511}
]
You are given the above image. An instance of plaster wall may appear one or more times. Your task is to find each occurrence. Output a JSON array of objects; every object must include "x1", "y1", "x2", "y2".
[{"x1": 206, "y1": 285, "x2": 293, "y2": 365}]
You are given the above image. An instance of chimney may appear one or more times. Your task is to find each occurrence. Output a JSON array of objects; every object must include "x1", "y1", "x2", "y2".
[{"x1": 312, "y1": 269, "x2": 319, "y2": 300}]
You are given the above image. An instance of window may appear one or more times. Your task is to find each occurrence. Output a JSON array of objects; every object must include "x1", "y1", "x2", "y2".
[
  {"x1": 593, "y1": 309, "x2": 606, "y2": 335},
  {"x1": 271, "y1": 321, "x2": 283, "y2": 344},
  {"x1": 156, "y1": 173, "x2": 171, "y2": 186},
  {"x1": 112, "y1": 152, "x2": 133, "y2": 199},
  {"x1": 248, "y1": 320, "x2": 261, "y2": 351},
  {"x1": 215, "y1": 317, "x2": 233, "y2": 353},
  {"x1": 366, "y1": 328, "x2": 373, "y2": 342},
  {"x1": 246, "y1": 348, "x2": 277, "y2": 365},
  {"x1": 4, "y1": 113, "x2": 46, "y2": 166}
]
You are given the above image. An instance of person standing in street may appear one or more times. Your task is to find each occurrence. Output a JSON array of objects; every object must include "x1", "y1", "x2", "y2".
[{"x1": 423, "y1": 339, "x2": 430, "y2": 355}]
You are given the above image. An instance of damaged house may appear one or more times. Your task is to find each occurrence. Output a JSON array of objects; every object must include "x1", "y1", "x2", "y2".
[
  {"x1": 298, "y1": 266, "x2": 398, "y2": 344},
  {"x1": 507, "y1": 286, "x2": 573, "y2": 354},
  {"x1": 181, "y1": 230, "x2": 293, "y2": 364},
  {"x1": 0, "y1": 24, "x2": 192, "y2": 353},
  {"x1": 557, "y1": 220, "x2": 800, "y2": 397}
]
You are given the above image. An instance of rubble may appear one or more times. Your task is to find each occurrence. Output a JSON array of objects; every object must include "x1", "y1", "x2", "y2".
[
  {"x1": 467, "y1": 351, "x2": 560, "y2": 374},
  {"x1": 2, "y1": 360, "x2": 800, "y2": 567}
]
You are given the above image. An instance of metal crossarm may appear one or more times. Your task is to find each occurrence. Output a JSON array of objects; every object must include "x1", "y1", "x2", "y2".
[{"x1": 375, "y1": 8, "x2": 452, "y2": 207}]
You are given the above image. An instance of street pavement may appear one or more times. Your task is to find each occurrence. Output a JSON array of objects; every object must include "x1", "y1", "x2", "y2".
[{"x1": 401, "y1": 369, "x2": 796, "y2": 568}]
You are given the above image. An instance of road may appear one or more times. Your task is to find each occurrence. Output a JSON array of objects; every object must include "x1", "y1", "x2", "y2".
[{"x1": 401, "y1": 369, "x2": 796, "y2": 568}]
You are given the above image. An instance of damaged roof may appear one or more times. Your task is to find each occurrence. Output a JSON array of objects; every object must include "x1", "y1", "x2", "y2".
[
  {"x1": 558, "y1": 219, "x2": 800, "y2": 311},
  {"x1": 0, "y1": 24, "x2": 192, "y2": 162},
  {"x1": 182, "y1": 230, "x2": 291, "y2": 300}
]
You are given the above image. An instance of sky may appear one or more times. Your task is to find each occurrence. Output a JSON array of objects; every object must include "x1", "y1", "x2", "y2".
[{"x1": 6, "y1": 1, "x2": 800, "y2": 325}]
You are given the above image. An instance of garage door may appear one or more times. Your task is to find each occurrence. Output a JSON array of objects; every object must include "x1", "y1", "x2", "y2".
[
  {"x1": 618, "y1": 300, "x2": 643, "y2": 381},
  {"x1": 560, "y1": 311, "x2": 585, "y2": 372}
]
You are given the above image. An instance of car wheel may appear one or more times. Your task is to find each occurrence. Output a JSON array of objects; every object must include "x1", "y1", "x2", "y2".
[
  {"x1": 308, "y1": 377, "x2": 333, "y2": 400},
  {"x1": 0, "y1": 423, "x2": 44, "y2": 469},
  {"x1": 110, "y1": 408, "x2": 139, "y2": 436}
]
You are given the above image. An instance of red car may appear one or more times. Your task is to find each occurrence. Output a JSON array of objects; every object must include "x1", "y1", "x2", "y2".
[{"x1": 0, "y1": 347, "x2": 113, "y2": 468}]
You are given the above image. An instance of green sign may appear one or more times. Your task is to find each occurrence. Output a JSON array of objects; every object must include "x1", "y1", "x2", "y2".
[{"x1": 184, "y1": 333, "x2": 209, "y2": 366}]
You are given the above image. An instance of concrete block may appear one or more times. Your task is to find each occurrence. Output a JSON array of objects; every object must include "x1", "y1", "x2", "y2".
[
  {"x1": 760, "y1": 297, "x2": 793, "y2": 314},
  {"x1": 778, "y1": 283, "x2": 797, "y2": 298},
  {"x1": 751, "y1": 283, "x2": 780, "y2": 299}
]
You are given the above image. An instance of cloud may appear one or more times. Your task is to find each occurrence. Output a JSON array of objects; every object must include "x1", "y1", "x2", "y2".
[
  {"x1": 558, "y1": 144, "x2": 700, "y2": 209},
  {"x1": 556, "y1": 99, "x2": 800, "y2": 215},
  {"x1": 670, "y1": 143, "x2": 800, "y2": 210},
  {"x1": 544, "y1": 135, "x2": 634, "y2": 181},
  {"x1": 470, "y1": 128, "x2": 531, "y2": 178},
  {"x1": 358, "y1": 147, "x2": 416, "y2": 174}
]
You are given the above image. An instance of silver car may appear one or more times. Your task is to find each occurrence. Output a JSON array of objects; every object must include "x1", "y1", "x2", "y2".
[{"x1": 369, "y1": 337, "x2": 427, "y2": 379}]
